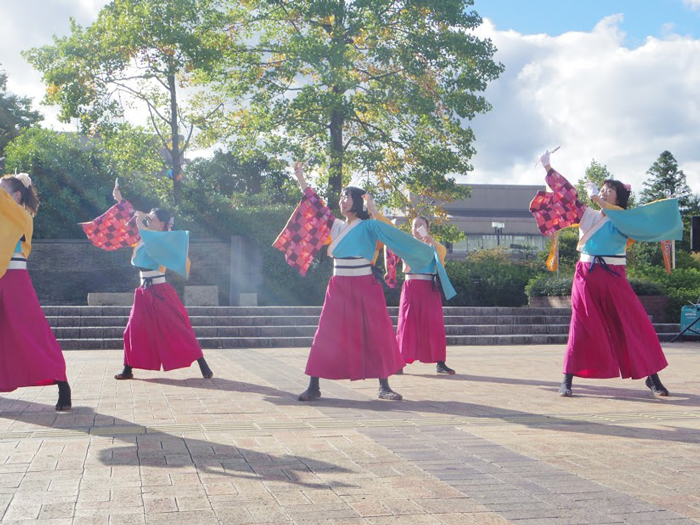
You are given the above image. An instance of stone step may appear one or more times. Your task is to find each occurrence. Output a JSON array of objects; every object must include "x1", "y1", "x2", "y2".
[
  {"x1": 44, "y1": 314, "x2": 577, "y2": 328},
  {"x1": 49, "y1": 323, "x2": 682, "y2": 340},
  {"x1": 59, "y1": 327, "x2": 682, "y2": 350},
  {"x1": 42, "y1": 305, "x2": 573, "y2": 317}
]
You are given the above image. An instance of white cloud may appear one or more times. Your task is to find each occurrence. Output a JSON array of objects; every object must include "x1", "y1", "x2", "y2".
[
  {"x1": 469, "y1": 15, "x2": 700, "y2": 194},
  {"x1": 683, "y1": 0, "x2": 700, "y2": 11},
  {"x1": 0, "y1": 0, "x2": 110, "y2": 130}
]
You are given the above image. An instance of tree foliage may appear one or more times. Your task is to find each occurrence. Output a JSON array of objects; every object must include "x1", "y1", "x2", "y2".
[
  {"x1": 202, "y1": 0, "x2": 503, "y2": 217},
  {"x1": 23, "y1": 0, "x2": 231, "y2": 203},
  {"x1": 185, "y1": 150, "x2": 299, "y2": 206},
  {"x1": 640, "y1": 150, "x2": 696, "y2": 210},
  {"x1": 0, "y1": 69, "x2": 42, "y2": 156},
  {"x1": 3, "y1": 128, "x2": 115, "y2": 238}
]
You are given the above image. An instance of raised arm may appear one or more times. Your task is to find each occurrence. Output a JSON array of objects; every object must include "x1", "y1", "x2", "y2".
[
  {"x1": 294, "y1": 161, "x2": 308, "y2": 192},
  {"x1": 113, "y1": 178, "x2": 123, "y2": 203},
  {"x1": 538, "y1": 150, "x2": 587, "y2": 222}
]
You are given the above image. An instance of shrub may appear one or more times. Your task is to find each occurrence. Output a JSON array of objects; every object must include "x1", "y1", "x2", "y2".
[
  {"x1": 446, "y1": 255, "x2": 542, "y2": 307},
  {"x1": 526, "y1": 273, "x2": 665, "y2": 298}
]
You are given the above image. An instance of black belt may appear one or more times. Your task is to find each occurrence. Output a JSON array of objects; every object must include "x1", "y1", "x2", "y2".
[{"x1": 589, "y1": 255, "x2": 626, "y2": 276}]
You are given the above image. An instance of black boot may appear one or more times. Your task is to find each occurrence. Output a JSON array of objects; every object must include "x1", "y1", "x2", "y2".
[
  {"x1": 115, "y1": 365, "x2": 133, "y2": 380},
  {"x1": 298, "y1": 377, "x2": 321, "y2": 401},
  {"x1": 645, "y1": 374, "x2": 669, "y2": 397},
  {"x1": 436, "y1": 361, "x2": 456, "y2": 375},
  {"x1": 55, "y1": 381, "x2": 71, "y2": 411},
  {"x1": 378, "y1": 378, "x2": 402, "y2": 400},
  {"x1": 197, "y1": 357, "x2": 213, "y2": 379},
  {"x1": 558, "y1": 373, "x2": 573, "y2": 397},
  {"x1": 395, "y1": 367, "x2": 404, "y2": 375}
]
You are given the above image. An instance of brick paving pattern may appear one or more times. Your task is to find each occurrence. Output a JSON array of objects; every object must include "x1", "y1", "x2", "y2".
[{"x1": 0, "y1": 343, "x2": 699, "y2": 524}]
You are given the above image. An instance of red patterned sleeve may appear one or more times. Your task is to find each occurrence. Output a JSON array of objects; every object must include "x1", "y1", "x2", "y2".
[
  {"x1": 80, "y1": 200, "x2": 142, "y2": 251},
  {"x1": 529, "y1": 169, "x2": 587, "y2": 236},
  {"x1": 272, "y1": 187, "x2": 335, "y2": 276}
]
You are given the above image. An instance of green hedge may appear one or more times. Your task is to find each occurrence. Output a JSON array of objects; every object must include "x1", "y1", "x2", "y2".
[{"x1": 526, "y1": 273, "x2": 665, "y2": 297}]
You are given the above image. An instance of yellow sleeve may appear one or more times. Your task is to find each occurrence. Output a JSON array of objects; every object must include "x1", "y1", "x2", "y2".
[
  {"x1": 435, "y1": 242, "x2": 447, "y2": 267},
  {"x1": 0, "y1": 189, "x2": 33, "y2": 276},
  {"x1": 372, "y1": 212, "x2": 394, "y2": 264}
]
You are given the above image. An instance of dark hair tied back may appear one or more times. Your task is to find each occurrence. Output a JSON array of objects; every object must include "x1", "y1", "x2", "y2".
[
  {"x1": 342, "y1": 187, "x2": 370, "y2": 220},
  {"x1": 150, "y1": 208, "x2": 174, "y2": 231},
  {"x1": 1, "y1": 175, "x2": 40, "y2": 216}
]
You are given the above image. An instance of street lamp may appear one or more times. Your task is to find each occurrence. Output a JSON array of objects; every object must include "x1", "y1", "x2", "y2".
[{"x1": 492, "y1": 222, "x2": 505, "y2": 246}]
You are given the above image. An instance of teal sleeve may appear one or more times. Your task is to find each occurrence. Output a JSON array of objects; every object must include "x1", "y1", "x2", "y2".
[
  {"x1": 138, "y1": 229, "x2": 190, "y2": 278},
  {"x1": 367, "y1": 221, "x2": 456, "y2": 299},
  {"x1": 605, "y1": 198, "x2": 683, "y2": 242}
]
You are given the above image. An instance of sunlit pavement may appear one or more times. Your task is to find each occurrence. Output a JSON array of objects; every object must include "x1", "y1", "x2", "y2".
[{"x1": 1, "y1": 343, "x2": 700, "y2": 524}]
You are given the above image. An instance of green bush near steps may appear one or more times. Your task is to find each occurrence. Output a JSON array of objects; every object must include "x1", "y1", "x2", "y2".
[{"x1": 526, "y1": 273, "x2": 665, "y2": 298}]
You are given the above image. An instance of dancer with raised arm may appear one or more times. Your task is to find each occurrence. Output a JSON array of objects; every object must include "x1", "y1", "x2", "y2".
[
  {"x1": 395, "y1": 217, "x2": 456, "y2": 375},
  {"x1": 81, "y1": 180, "x2": 213, "y2": 381},
  {"x1": 274, "y1": 162, "x2": 454, "y2": 401},
  {"x1": 530, "y1": 150, "x2": 682, "y2": 397},
  {"x1": 0, "y1": 173, "x2": 72, "y2": 410}
]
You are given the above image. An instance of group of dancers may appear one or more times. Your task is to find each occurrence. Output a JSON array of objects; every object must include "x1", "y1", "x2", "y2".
[{"x1": 0, "y1": 148, "x2": 684, "y2": 409}]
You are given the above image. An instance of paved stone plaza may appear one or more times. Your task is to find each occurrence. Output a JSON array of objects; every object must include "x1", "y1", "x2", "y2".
[{"x1": 1, "y1": 343, "x2": 700, "y2": 524}]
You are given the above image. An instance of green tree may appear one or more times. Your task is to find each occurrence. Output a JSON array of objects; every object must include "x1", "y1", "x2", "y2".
[
  {"x1": 640, "y1": 151, "x2": 695, "y2": 209},
  {"x1": 3, "y1": 128, "x2": 115, "y2": 238},
  {"x1": 639, "y1": 150, "x2": 700, "y2": 252},
  {"x1": 0, "y1": 69, "x2": 42, "y2": 156},
  {"x1": 186, "y1": 150, "x2": 299, "y2": 206},
  {"x1": 23, "y1": 0, "x2": 230, "y2": 204},
  {"x1": 204, "y1": 0, "x2": 503, "y2": 215}
]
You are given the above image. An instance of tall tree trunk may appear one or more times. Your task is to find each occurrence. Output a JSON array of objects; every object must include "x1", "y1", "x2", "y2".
[
  {"x1": 168, "y1": 72, "x2": 181, "y2": 205},
  {"x1": 328, "y1": 106, "x2": 343, "y2": 213}
]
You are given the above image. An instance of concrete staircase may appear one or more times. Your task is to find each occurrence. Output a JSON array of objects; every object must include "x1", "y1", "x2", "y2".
[{"x1": 43, "y1": 306, "x2": 681, "y2": 350}]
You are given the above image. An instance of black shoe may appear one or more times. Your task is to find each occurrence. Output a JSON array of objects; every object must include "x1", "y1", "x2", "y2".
[
  {"x1": 378, "y1": 388, "x2": 403, "y2": 401},
  {"x1": 395, "y1": 368, "x2": 404, "y2": 375},
  {"x1": 436, "y1": 362, "x2": 456, "y2": 375},
  {"x1": 197, "y1": 358, "x2": 214, "y2": 379},
  {"x1": 558, "y1": 374, "x2": 573, "y2": 397},
  {"x1": 55, "y1": 381, "x2": 72, "y2": 411},
  {"x1": 645, "y1": 375, "x2": 669, "y2": 397},
  {"x1": 115, "y1": 365, "x2": 133, "y2": 380},
  {"x1": 298, "y1": 388, "x2": 321, "y2": 401}
]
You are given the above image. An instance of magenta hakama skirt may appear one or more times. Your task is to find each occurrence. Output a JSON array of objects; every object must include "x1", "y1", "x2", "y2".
[
  {"x1": 396, "y1": 279, "x2": 447, "y2": 364},
  {"x1": 564, "y1": 261, "x2": 668, "y2": 379},
  {"x1": 123, "y1": 283, "x2": 203, "y2": 371},
  {"x1": 305, "y1": 274, "x2": 405, "y2": 380},
  {"x1": 0, "y1": 270, "x2": 67, "y2": 392}
]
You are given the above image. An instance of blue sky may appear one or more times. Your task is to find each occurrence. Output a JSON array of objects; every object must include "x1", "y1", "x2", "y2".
[{"x1": 475, "y1": 0, "x2": 700, "y2": 44}]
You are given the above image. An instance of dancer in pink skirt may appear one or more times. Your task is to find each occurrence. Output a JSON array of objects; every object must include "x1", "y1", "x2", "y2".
[
  {"x1": 0, "y1": 174, "x2": 71, "y2": 410},
  {"x1": 82, "y1": 181, "x2": 213, "y2": 380},
  {"x1": 274, "y1": 163, "x2": 451, "y2": 401},
  {"x1": 530, "y1": 150, "x2": 682, "y2": 397},
  {"x1": 395, "y1": 217, "x2": 455, "y2": 375}
]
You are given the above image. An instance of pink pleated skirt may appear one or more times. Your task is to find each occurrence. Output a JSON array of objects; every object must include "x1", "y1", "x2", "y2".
[
  {"x1": 564, "y1": 261, "x2": 668, "y2": 379},
  {"x1": 396, "y1": 279, "x2": 447, "y2": 363},
  {"x1": 305, "y1": 274, "x2": 405, "y2": 380},
  {"x1": 123, "y1": 282, "x2": 203, "y2": 371},
  {"x1": 0, "y1": 269, "x2": 67, "y2": 392}
]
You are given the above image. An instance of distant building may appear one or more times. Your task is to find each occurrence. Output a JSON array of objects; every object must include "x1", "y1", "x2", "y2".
[{"x1": 444, "y1": 183, "x2": 547, "y2": 255}]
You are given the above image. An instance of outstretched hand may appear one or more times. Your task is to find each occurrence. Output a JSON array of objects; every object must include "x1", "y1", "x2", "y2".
[
  {"x1": 112, "y1": 178, "x2": 122, "y2": 202},
  {"x1": 293, "y1": 161, "x2": 308, "y2": 191}
]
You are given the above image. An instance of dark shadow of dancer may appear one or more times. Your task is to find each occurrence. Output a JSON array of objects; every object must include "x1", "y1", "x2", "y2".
[
  {"x1": 260, "y1": 393, "x2": 700, "y2": 445},
  {"x1": 406, "y1": 373, "x2": 700, "y2": 406},
  {"x1": 139, "y1": 377, "x2": 295, "y2": 399},
  {"x1": 0, "y1": 400, "x2": 355, "y2": 489}
]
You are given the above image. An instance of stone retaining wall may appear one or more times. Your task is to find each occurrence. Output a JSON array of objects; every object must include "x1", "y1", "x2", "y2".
[{"x1": 27, "y1": 237, "x2": 259, "y2": 306}]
